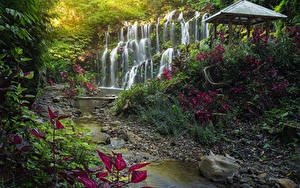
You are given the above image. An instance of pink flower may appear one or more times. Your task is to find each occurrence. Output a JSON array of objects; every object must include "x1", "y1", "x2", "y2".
[
  {"x1": 166, "y1": 75, "x2": 172, "y2": 80},
  {"x1": 163, "y1": 69, "x2": 170, "y2": 75}
]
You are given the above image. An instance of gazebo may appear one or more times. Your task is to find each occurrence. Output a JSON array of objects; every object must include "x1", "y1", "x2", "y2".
[{"x1": 204, "y1": 0, "x2": 287, "y2": 43}]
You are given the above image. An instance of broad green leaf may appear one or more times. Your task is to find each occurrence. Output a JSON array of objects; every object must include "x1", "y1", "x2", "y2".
[{"x1": 21, "y1": 57, "x2": 32, "y2": 62}]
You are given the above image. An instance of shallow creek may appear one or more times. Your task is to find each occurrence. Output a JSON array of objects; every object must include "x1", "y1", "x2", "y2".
[{"x1": 75, "y1": 98, "x2": 216, "y2": 188}]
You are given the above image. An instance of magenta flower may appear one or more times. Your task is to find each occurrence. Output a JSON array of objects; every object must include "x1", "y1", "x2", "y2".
[{"x1": 163, "y1": 69, "x2": 170, "y2": 75}]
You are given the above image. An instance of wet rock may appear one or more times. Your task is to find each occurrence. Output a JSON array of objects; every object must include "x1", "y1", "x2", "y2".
[
  {"x1": 101, "y1": 126, "x2": 110, "y2": 133},
  {"x1": 198, "y1": 151, "x2": 240, "y2": 181},
  {"x1": 240, "y1": 183, "x2": 251, "y2": 188},
  {"x1": 276, "y1": 178, "x2": 296, "y2": 188},
  {"x1": 97, "y1": 132, "x2": 111, "y2": 145},
  {"x1": 109, "y1": 137, "x2": 125, "y2": 149},
  {"x1": 110, "y1": 121, "x2": 122, "y2": 127},
  {"x1": 127, "y1": 131, "x2": 142, "y2": 144}
]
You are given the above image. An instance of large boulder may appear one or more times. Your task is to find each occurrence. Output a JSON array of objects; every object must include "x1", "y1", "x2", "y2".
[{"x1": 198, "y1": 151, "x2": 240, "y2": 182}]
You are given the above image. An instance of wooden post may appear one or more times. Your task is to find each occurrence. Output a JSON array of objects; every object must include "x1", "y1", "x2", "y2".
[
  {"x1": 214, "y1": 22, "x2": 217, "y2": 40},
  {"x1": 266, "y1": 20, "x2": 270, "y2": 37},
  {"x1": 228, "y1": 21, "x2": 232, "y2": 44}
]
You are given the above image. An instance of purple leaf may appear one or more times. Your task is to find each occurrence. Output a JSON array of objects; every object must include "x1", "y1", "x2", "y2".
[
  {"x1": 70, "y1": 167, "x2": 87, "y2": 178},
  {"x1": 29, "y1": 128, "x2": 46, "y2": 140},
  {"x1": 114, "y1": 153, "x2": 127, "y2": 171},
  {"x1": 77, "y1": 176, "x2": 98, "y2": 188},
  {"x1": 48, "y1": 106, "x2": 56, "y2": 125},
  {"x1": 97, "y1": 151, "x2": 112, "y2": 173},
  {"x1": 128, "y1": 163, "x2": 150, "y2": 172},
  {"x1": 131, "y1": 170, "x2": 147, "y2": 183},
  {"x1": 58, "y1": 115, "x2": 70, "y2": 120},
  {"x1": 55, "y1": 120, "x2": 64, "y2": 129},
  {"x1": 96, "y1": 172, "x2": 108, "y2": 178},
  {"x1": 84, "y1": 165, "x2": 104, "y2": 174}
]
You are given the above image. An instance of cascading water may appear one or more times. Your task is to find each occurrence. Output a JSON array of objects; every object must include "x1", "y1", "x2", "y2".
[
  {"x1": 201, "y1": 13, "x2": 209, "y2": 40},
  {"x1": 101, "y1": 30, "x2": 109, "y2": 87},
  {"x1": 99, "y1": 10, "x2": 210, "y2": 89},
  {"x1": 163, "y1": 10, "x2": 176, "y2": 42},
  {"x1": 158, "y1": 48, "x2": 174, "y2": 76},
  {"x1": 195, "y1": 11, "x2": 200, "y2": 42},
  {"x1": 156, "y1": 18, "x2": 160, "y2": 54}
]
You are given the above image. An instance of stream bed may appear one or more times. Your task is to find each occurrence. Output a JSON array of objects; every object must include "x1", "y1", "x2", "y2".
[{"x1": 75, "y1": 98, "x2": 216, "y2": 188}]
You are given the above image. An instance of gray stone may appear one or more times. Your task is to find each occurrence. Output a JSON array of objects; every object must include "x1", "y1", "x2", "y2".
[
  {"x1": 110, "y1": 121, "x2": 122, "y2": 127},
  {"x1": 109, "y1": 137, "x2": 126, "y2": 149},
  {"x1": 198, "y1": 151, "x2": 240, "y2": 181}
]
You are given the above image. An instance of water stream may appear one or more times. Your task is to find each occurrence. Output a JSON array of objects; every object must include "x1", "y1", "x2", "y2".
[
  {"x1": 75, "y1": 98, "x2": 216, "y2": 188},
  {"x1": 98, "y1": 10, "x2": 210, "y2": 89}
]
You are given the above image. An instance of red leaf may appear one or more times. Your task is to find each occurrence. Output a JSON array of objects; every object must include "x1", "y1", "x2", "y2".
[
  {"x1": 29, "y1": 128, "x2": 46, "y2": 140},
  {"x1": 96, "y1": 172, "x2": 108, "y2": 178},
  {"x1": 58, "y1": 115, "x2": 70, "y2": 120},
  {"x1": 114, "y1": 153, "x2": 127, "y2": 171},
  {"x1": 55, "y1": 120, "x2": 64, "y2": 129},
  {"x1": 70, "y1": 167, "x2": 87, "y2": 178},
  {"x1": 48, "y1": 106, "x2": 56, "y2": 125},
  {"x1": 128, "y1": 163, "x2": 150, "y2": 172},
  {"x1": 131, "y1": 170, "x2": 147, "y2": 183},
  {"x1": 8, "y1": 134, "x2": 22, "y2": 145},
  {"x1": 84, "y1": 165, "x2": 104, "y2": 174},
  {"x1": 49, "y1": 79, "x2": 55, "y2": 86},
  {"x1": 97, "y1": 151, "x2": 112, "y2": 173},
  {"x1": 77, "y1": 176, "x2": 98, "y2": 188}
]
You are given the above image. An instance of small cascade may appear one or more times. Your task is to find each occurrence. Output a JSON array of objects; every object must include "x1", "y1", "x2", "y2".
[
  {"x1": 195, "y1": 11, "x2": 200, "y2": 42},
  {"x1": 156, "y1": 18, "x2": 160, "y2": 54},
  {"x1": 99, "y1": 10, "x2": 210, "y2": 89},
  {"x1": 158, "y1": 48, "x2": 174, "y2": 76},
  {"x1": 110, "y1": 42, "x2": 122, "y2": 87},
  {"x1": 163, "y1": 10, "x2": 176, "y2": 42},
  {"x1": 101, "y1": 30, "x2": 109, "y2": 87},
  {"x1": 201, "y1": 13, "x2": 209, "y2": 40},
  {"x1": 180, "y1": 12, "x2": 190, "y2": 45}
]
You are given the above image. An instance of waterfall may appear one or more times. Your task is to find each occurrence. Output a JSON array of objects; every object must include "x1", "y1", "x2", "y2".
[
  {"x1": 201, "y1": 13, "x2": 209, "y2": 40},
  {"x1": 163, "y1": 10, "x2": 176, "y2": 42},
  {"x1": 179, "y1": 12, "x2": 190, "y2": 45},
  {"x1": 110, "y1": 42, "x2": 122, "y2": 87},
  {"x1": 156, "y1": 18, "x2": 160, "y2": 54},
  {"x1": 195, "y1": 11, "x2": 200, "y2": 42},
  {"x1": 181, "y1": 21, "x2": 190, "y2": 45},
  {"x1": 99, "y1": 10, "x2": 211, "y2": 90},
  {"x1": 158, "y1": 48, "x2": 174, "y2": 76},
  {"x1": 101, "y1": 31, "x2": 109, "y2": 87}
]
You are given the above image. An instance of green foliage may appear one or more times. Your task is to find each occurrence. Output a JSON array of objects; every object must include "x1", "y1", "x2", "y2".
[
  {"x1": 114, "y1": 79, "x2": 167, "y2": 114},
  {"x1": 139, "y1": 94, "x2": 187, "y2": 136}
]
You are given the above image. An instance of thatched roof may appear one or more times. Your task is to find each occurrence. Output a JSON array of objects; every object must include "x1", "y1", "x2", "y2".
[{"x1": 204, "y1": 0, "x2": 287, "y2": 25}]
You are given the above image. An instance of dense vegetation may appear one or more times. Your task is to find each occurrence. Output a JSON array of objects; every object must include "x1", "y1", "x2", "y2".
[{"x1": 0, "y1": 0, "x2": 299, "y2": 187}]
